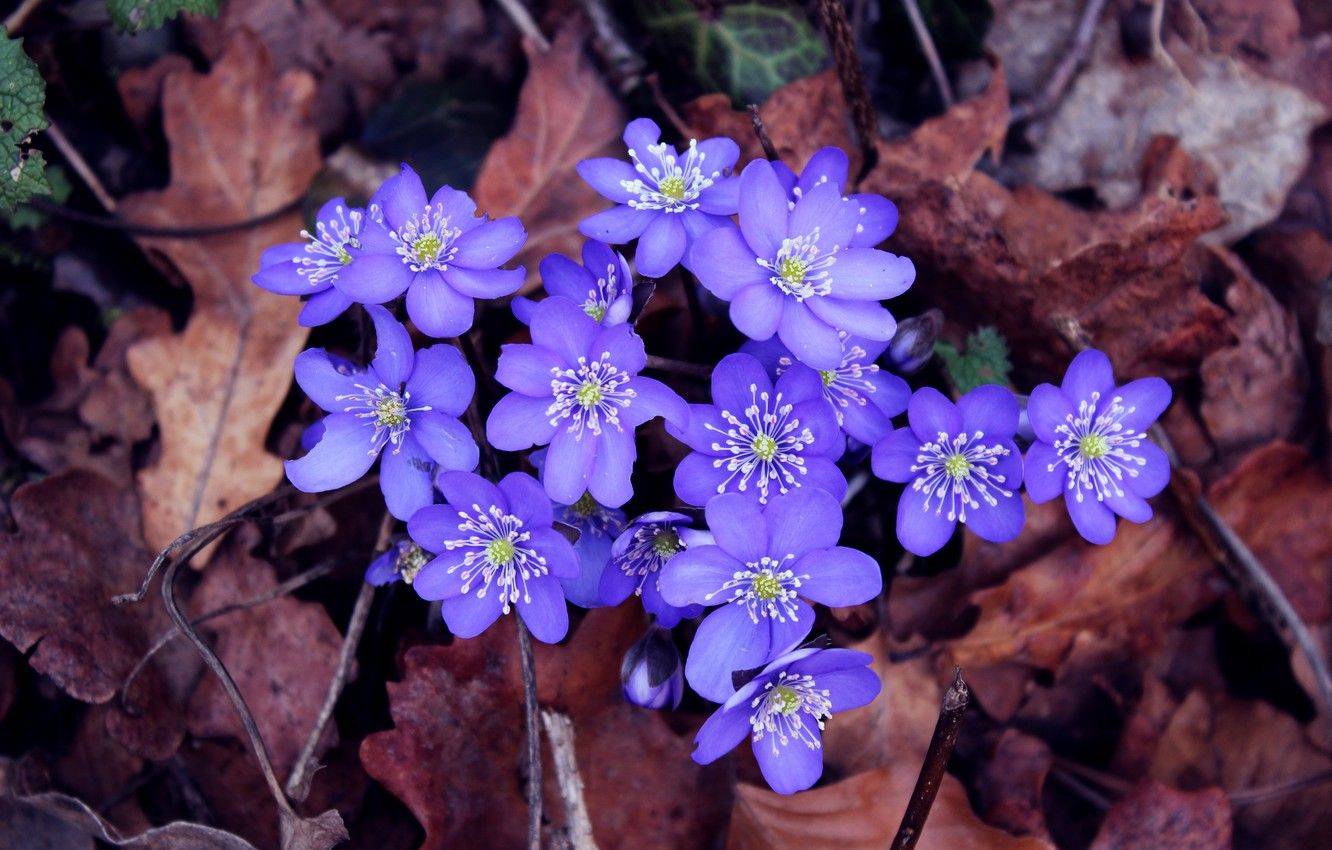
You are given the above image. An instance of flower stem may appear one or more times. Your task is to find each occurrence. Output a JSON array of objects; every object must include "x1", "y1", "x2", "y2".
[
  {"x1": 890, "y1": 668, "x2": 969, "y2": 850},
  {"x1": 518, "y1": 618, "x2": 543, "y2": 849},
  {"x1": 816, "y1": 0, "x2": 881, "y2": 186}
]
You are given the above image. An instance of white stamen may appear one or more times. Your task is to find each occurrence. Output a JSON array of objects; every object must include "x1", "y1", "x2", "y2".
[
  {"x1": 620, "y1": 139, "x2": 720, "y2": 213},
  {"x1": 706, "y1": 384, "x2": 815, "y2": 503},
  {"x1": 750, "y1": 672, "x2": 832, "y2": 754},
  {"x1": 1050, "y1": 391, "x2": 1148, "y2": 503},
  {"x1": 440, "y1": 504, "x2": 549, "y2": 612},
  {"x1": 293, "y1": 205, "x2": 363, "y2": 286},
  {"x1": 705, "y1": 554, "x2": 807, "y2": 624},
  {"x1": 910, "y1": 431, "x2": 1013, "y2": 524},
  {"x1": 336, "y1": 383, "x2": 432, "y2": 455},
  {"x1": 756, "y1": 226, "x2": 837, "y2": 301},
  {"x1": 546, "y1": 352, "x2": 636, "y2": 437}
]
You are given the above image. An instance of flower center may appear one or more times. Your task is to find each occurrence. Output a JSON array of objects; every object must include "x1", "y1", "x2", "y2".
[
  {"x1": 779, "y1": 335, "x2": 880, "y2": 426},
  {"x1": 911, "y1": 430, "x2": 1013, "y2": 524},
  {"x1": 1050, "y1": 391, "x2": 1148, "y2": 503},
  {"x1": 620, "y1": 139, "x2": 719, "y2": 213},
  {"x1": 708, "y1": 555, "x2": 807, "y2": 623},
  {"x1": 615, "y1": 521, "x2": 689, "y2": 595},
  {"x1": 652, "y1": 529, "x2": 682, "y2": 557},
  {"x1": 758, "y1": 227, "x2": 837, "y2": 301},
  {"x1": 296, "y1": 205, "x2": 363, "y2": 286},
  {"x1": 412, "y1": 233, "x2": 442, "y2": 267},
  {"x1": 750, "y1": 672, "x2": 832, "y2": 753},
  {"x1": 338, "y1": 383, "x2": 432, "y2": 455},
  {"x1": 705, "y1": 384, "x2": 816, "y2": 504},
  {"x1": 391, "y1": 203, "x2": 461, "y2": 273},
  {"x1": 441, "y1": 505, "x2": 549, "y2": 614},
  {"x1": 750, "y1": 571, "x2": 782, "y2": 600},
  {"x1": 547, "y1": 353, "x2": 636, "y2": 437},
  {"x1": 394, "y1": 543, "x2": 429, "y2": 584},
  {"x1": 584, "y1": 303, "x2": 606, "y2": 321},
  {"x1": 572, "y1": 491, "x2": 600, "y2": 517},
  {"x1": 819, "y1": 369, "x2": 836, "y2": 387}
]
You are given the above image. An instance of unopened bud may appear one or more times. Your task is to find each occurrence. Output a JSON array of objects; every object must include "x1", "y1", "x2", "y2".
[{"x1": 621, "y1": 626, "x2": 684, "y2": 710}]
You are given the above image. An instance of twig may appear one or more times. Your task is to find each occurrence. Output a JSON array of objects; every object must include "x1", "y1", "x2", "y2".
[
  {"x1": 644, "y1": 355, "x2": 711, "y2": 381},
  {"x1": 1048, "y1": 765, "x2": 1114, "y2": 811},
  {"x1": 31, "y1": 195, "x2": 304, "y2": 238},
  {"x1": 495, "y1": 0, "x2": 550, "y2": 51},
  {"x1": 895, "y1": 0, "x2": 955, "y2": 110},
  {"x1": 285, "y1": 514, "x2": 391, "y2": 800},
  {"x1": 44, "y1": 117, "x2": 117, "y2": 213},
  {"x1": 1230, "y1": 769, "x2": 1332, "y2": 807},
  {"x1": 1010, "y1": 0, "x2": 1109, "y2": 123},
  {"x1": 841, "y1": 469, "x2": 871, "y2": 507},
  {"x1": 518, "y1": 618, "x2": 543, "y2": 850},
  {"x1": 541, "y1": 710, "x2": 598, "y2": 850},
  {"x1": 890, "y1": 668, "x2": 969, "y2": 850},
  {"x1": 577, "y1": 0, "x2": 645, "y2": 94},
  {"x1": 747, "y1": 105, "x2": 779, "y2": 161},
  {"x1": 1051, "y1": 315, "x2": 1332, "y2": 722},
  {"x1": 120, "y1": 561, "x2": 336, "y2": 714},
  {"x1": 817, "y1": 0, "x2": 881, "y2": 186},
  {"x1": 2, "y1": 0, "x2": 47, "y2": 33}
]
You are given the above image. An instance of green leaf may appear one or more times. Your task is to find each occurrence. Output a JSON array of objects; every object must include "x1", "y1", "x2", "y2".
[
  {"x1": 637, "y1": 0, "x2": 827, "y2": 107},
  {"x1": 3, "y1": 164, "x2": 68, "y2": 230},
  {"x1": 106, "y1": 0, "x2": 219, "y2": 33},
  {"x1": 935, "y1": 326, "x2": 1012, "y2": 394},
  {"x1": 0, "y1": 28, "x2": 49, "y2": 213}
]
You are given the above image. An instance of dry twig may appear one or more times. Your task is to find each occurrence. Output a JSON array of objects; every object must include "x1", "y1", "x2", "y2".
[{"x1": 890, "y1": 668, "x2": 970, "y2": 850}]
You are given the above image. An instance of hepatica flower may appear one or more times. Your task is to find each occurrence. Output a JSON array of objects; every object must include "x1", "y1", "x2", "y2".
[
  {"x1": 692, "y1": 645, "x2": 880, "y2": 794},
  {"x1": 659, "y1": 490, "x2": 881, "y2": 702},
  {"x1": 336, "y1": 164, "x2": 526, "y2": 338},
  {"x1": 743, "y1": 332, "x2": 910, "y2": 448},
  {"x1": 621, "y1": 625, "x2": 686, "y2": 710},
  {"x1": 486, "y1": 297, "x2": 688, "y2": 507},
  {"x1": 285, "y1": 305, "x2": 479, "y2": 521},
  {"x1": 600, "y1": 511, "x2": 711, "y2": 628},
  {"x1": 669, "y1": 353, "x2": 845, "y2": 507},
  {"x1": 771, "y1": 147, "x2": 899, "y2": 249},
  {"x1": 1025, "y1": 349, "x2": 1172, "y2": 544},
  {"x1": 688, "y1": 159, "x2": 915, "y2": 370},
  {"x1": 872, "y1": 385, "x2": 1025, "y2": 557},
  {"x1": 252, "y1": 197, "x2": 363, "y2": 327},
  {"x1": 365, "y1": 539, "x2": 431, "y2": 586},
  {"x1": 555, "y1": 492, "x2": 627, "y2": 609},
  {"x1": 408, "y1": 471, "x2": 579, "y2": 643},
  {"x1": 513, "y1": 240, "x2": 633, "y2": 326},
  {"x1": 577, "y1": 118, "x2": 740, "y2": 278}
]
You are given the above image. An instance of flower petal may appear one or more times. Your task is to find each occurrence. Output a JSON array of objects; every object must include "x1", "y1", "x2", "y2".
[
  {"x1": 804, "y1": 297, "x2": 898, "y2": 341},
  {"x1": 705, "y1": 493, "x2": 768, "y2": 562},
  {"x1": 379, "y1": 432, "x2": 436, "y2": 521},
  {"x1": 293, "y1": 348, "x2": 362, "y2": 412},
  {"x1": 790, "y1": 181, "x2": 858, "y2": 250},
  {"x1": 495, "y1": 344, "x2": 564, "y2": 396},
  {"x1": 518, "y1": 577, "x2": 570, "y2": 643},
  {"x1": 692, "y1": 704, "x2": 751, "y2": 765},
  {"x1": 659, "y1": 544, "x2": 743, "y2": 607},
  {"x1": 336, "y1": 252, "x2": 412, "y2": 303},
  {"x1": 486, "y1": 392, "x2": 558, "y2": 451},
  {"x1": 689, "y1": 225, "x2": 768, "y2": 300},
  {"x1": 451, "y1": 217, "x2": 525, "y2": 268},
  {"x1": 406, "y1": 272, "x2": 475, "y2": 338},
  {"x1": 872, "y1": 427, "x2": 923, "y2": 483},
  {"x1": 437, "y1": 470, "x2": 506, "y2": 514},
  {"x1": 963, "y1": 489, "x2": 1025, "y2": 546},
  {"x1": 957, "y1": 384, "x2": 1020, "y2": 439},
  {"x1": 440, "y1": 589, "x2": 506, "y2": 638},
  {"x1": 623, "y1": 376, "x2": 688, "y2": 429},
  {"x1": 531, "y1": 296, "x2": 600, "y2": 365},
  {"x1": 1027, "y1": 383, "x2": 1073, "y2": 444},
  {"x1": 411, "y1": 551, "x2": 467, "y2": 599},
  {"x1": 253, "y1": 243, "x2": 315, "y2": 294},
  {"x1": 907, "y1": 387, "x2": 961, "y2": 442},
  {"x1": 796, "y1": 147, "x2": 849, "y2": 196},
  {"x1": 445, "y1": 266, "x2": 526, "y2": 299},
  {"x1": 579, "y1": 205, "x2": 655, "y2": 245},
  {"x1": 623, "y1": 117, "x2": 662, "y2": 154},
  {"x1": 635, "y1": 213, "x2": 686, "y2": 278},
  {"x1": 299, "y1": 286, "x2": 353, "y2": 327},
  {"x1": 412, "y1": 412, "x2": 478, "y2": 472},
  {"x1": 672, "y1": 451, "x2": 732, "y2": 506},
  {"x1": 285, "y1": 413, "x2": 378, "y2": 493},
  {"x1": 498, "y1": 472, "x2": 554, "y2": 528},
  {"x1": 729, "y1": 283, "x2": 784, "y2": 341},
  {"x1": 849, "y1": 194, "x2": 898, "y2": 248},
  {"x1": 1023, "y1": 441, "x2": 1066, "y2": 503},
  {"x1": 778, "y1": 301, "x2": 843, "y2": 371},
  {"x1": 371, "y1": 164, "x2": 429, "y2": 230},
  {"x1": 1062, "y1": 349, "x2": 1116, "y2": 402},
  {"x1": 1116, "y1": 377, "x2": 1172, "y2": 432},
  {"x1": 593, "y1": 322, "x2": 647, "y2": 373},
  {"x1": 753, "y1": 725, "x2": 824, "y2": 794},
  {"x1": 817, "y1": 666, "x2": 882, "y2": 712},
  {"x1": 576, "y1": 157, "x2": 638, "y2": 204},
  {"x1": 685, "y1": 604, "x2": 768, "y2": 702},
  {"x1": 895, "y1": 483, "x2": 958, "y2": 557},
  {"x1": 794, "y1": 546, "x2": 881, "y2": 606},
  {"x1": 588, "y1": 427, "x2": 636, "y2": 508},
  {"x1": 830, "y1": 248, "x2": 915, "y2": 300},
  {"x1": 404, "y1": 344, "x2": 474, "y2": 414},
  {"x1": 543, "y1": 426, "x2": 596, "y2": 505},
  {"x1": 765, "y1": 489, "x2": 843, "y2": 555},
  {"x1": 1126, "y1": 439, "x2": 1170, "y2": 499},
  {"x1": 1065, "y1": 490, "x2": 1117, "y2": 544},
  {"x1": 739, "y1": 159, "x2": 790, "y2": 259},
  {"x1": 711, "y1": 352, "x2": 774, "y2": 413}
]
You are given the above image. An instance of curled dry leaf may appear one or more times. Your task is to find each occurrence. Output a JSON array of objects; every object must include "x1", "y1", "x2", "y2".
[
  {"x1": 121, "y1": 32, "x2": 322, "y2": 559},
  {"x1": 1088, "y1": 780, "x2": 1231, "y2": 850},
  {"x1": 726, "y1": 765, "x2": 1055, "y2": 850},
  {"x1": 0, "y1": 791, "x2": 259, "y2": 850},
  {"x1": 472, "y1": 25, "x2": 625, "y2": 294}
]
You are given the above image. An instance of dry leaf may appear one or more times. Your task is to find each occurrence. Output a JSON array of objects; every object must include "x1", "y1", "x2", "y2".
[
  {"x1": 1088, "y1": 780, "x2": 1231, "y2": 850},
  {"x1": 976, "y1": 730, "x2": 1054, "y2": 838},
  {"x1": 472, "y1": 26, "x2": 625, "y2": 294},
  {"x1": 727, "y1": 765, "x2": 1055, "y2": 850},
  {"x1": 122, "y1": 32, "x2": 321, "y2": 558}
]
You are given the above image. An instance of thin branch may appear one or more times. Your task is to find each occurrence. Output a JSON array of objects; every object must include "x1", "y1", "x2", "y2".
[
  {"x1": 896, "y1": 0, "x2": 955, "y2": 109},
  {"x1": 541, "y1": 710, "x2": 598, "y2": 850},
  {"x1": 747, "y1": 105, "x2": 779, "y2": 161},
  {"x1": 817, "y1": 0, "x2": 881, "y2": 185},
  {"x1": 285, "y1": 513, "x2": 393, "y2": 801},
  {"x1": 495, "y1": 0, "x2": 550, "y2": 51},
  {"x1": 1010, "y1": 0, "x2": 1108, "y2": 123},
  {"x1": 518, "y1": 618, "x2": 543, "y2": 850},
  {"x1": 644, "y1": 355, "x2": 711, "y2": 381},
  {"x1": 44, "y1": 117, "x2": 117, "y2": 213},
  {"x1": 29, "y1": 195, "x2": 303, "y2": 238},
  {"x1": 1230, "y1": 769, "x2": 1332, "y2": 807},
  {"x1": 2, "y1": 0, "x2": 48, "y2": 33},
  {"x1": 890, "y1": 668, "x2": 969, "y2": 850}
]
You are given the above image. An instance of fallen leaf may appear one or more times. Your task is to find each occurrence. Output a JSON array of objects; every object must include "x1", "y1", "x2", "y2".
[
  {"x1": 1088, "y1": 779, "x2": 1231, "y2": 850},
  {"x1": 726, "y1": 765, "x2": 1055, "y2": 850},
  {"x1": 472, "y1": 26, "x2": 625, "y2": 294},
  {"x1": 121, "y1": 33, "x2": 321, "y2": 559},
  {"x1": 976, "y1": 729, "x2": 1053, "y2": 839},
  {"x1": 0, "y1": 791, "x2": 258, "y2": 849}
]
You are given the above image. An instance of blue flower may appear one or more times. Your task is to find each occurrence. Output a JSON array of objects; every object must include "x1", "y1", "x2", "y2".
[
  {"x1": 407, "y1": 471, "x2": 579, "y2": 643},
  {"x1": 871, "y1": 385, "x2": 1025, "y2": 557},
  {"x1": 365, "y1": 538, "x2": 430, "y2": 586},
  {"x1": 486, "y1": 297, "x2": 689, "y2": 507},
  {"x1": 335, "y1": 164, "x2": 527, "y2": 338},
  {"x1": 285, "y1": 305, "x2": 479, "y2": 521},
  {"x1": 668, "y1": 353, "x2": 846, "y2": 507},
  {"x1": 1024, "y1": 350, "x2": 1172, "y2": 544},
  {"x1": 251, "y1": 197, "x2": 363, "y2": 327},
  {"x1": 691, "y1": 645, "x2": 880, "y2": 794},
  {"x1": 577, "y1": 118, "x2": 740, "y2": 278},
  {"x1": 659, "y1": 490, "x2": 881, "y2": 702},
  {"x1": 770, "y1": 147, "x2": 899, "y2": 248},
  {"x1": 621, "y1": 625, "x2": 685, "y2": 710},
  {"x1": 742, "y1": 331, "x2": 910, "y2": 449},
  {"x1": 554, "y1": 492, "x2": 627, "y2": 609},
  {"x1": 687, "y1": 159, "x2": 915, "y2": 370},
  {"x1": 513, "y1": 241, "x2": 633, "y2": 326},
  {"x1": 599, "y1": 511, "x2": 711, "y2": 627}
]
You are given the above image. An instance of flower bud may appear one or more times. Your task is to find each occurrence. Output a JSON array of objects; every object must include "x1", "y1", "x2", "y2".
[
  {"x1": 886, "y1": 309, "x2": 943, "y2": 375},
  {"x1": 621, "y1": 626, "x2": 684, "y2": 710}
]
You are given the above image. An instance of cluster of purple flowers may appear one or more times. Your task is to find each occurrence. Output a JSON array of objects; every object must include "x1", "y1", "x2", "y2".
[{"x1": 255, "y1": 118, "x2": 1174, "y2": 797}]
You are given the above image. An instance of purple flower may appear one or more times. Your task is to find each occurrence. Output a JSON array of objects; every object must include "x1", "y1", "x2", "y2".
[
  {"x1": 771, "y1": 147, "x2": 899, "y2": 249},
  {"x1": 692, "y1": 645, "x2": 880, "y2": 794},
  {"x1": 365, "y1": 538, "x2": 430, "y2": 586},
  {"x1": 252, "y1": 197, "x2": 363, "y2": 327},
  {"x1": 335, "y1": 164, "x2": 526, "y2": 338},
  {"x1": 285, "y1": 305, "x2": 479, "y2": 521},
  {"x1": 599, "y1": 511, "x2": 711, "y2": 628},
  {"x1": 407, "y1": 471, "x2": 579, "y2": 643},
  {"x1": 687, "y1": 159, "x2": 915, "y2": 370},
  {"x1": 577, "y1": 118, "x2": 740, "y2": 278},
  {"x1": 486, "y1": 297, "x2": 688, "y2": 507},
  {"x1": 555, "y1": 492, "x2": 627, "y2": 609},
  {"x1": 659, "y1": 490, "x2": 881, "y2": 702},
  {"x1": 621, "y1": 625, "x2": 685, "y2": 710},
  {"x1": 513, "y1": 241, "x2": 633, "y2": 326},
  {"x1": 871, "y1": 385, "x2": 1025, "y2": 557},
  {"x1": 667, "y1": 353, "x2": 846, "y2": 507},
  {"x1": 742, "y1": 332, "x2": 910, "y2": 448},
  {"x1": 1024, "y1": 349, "x2": 1172, "y2": 544}
]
